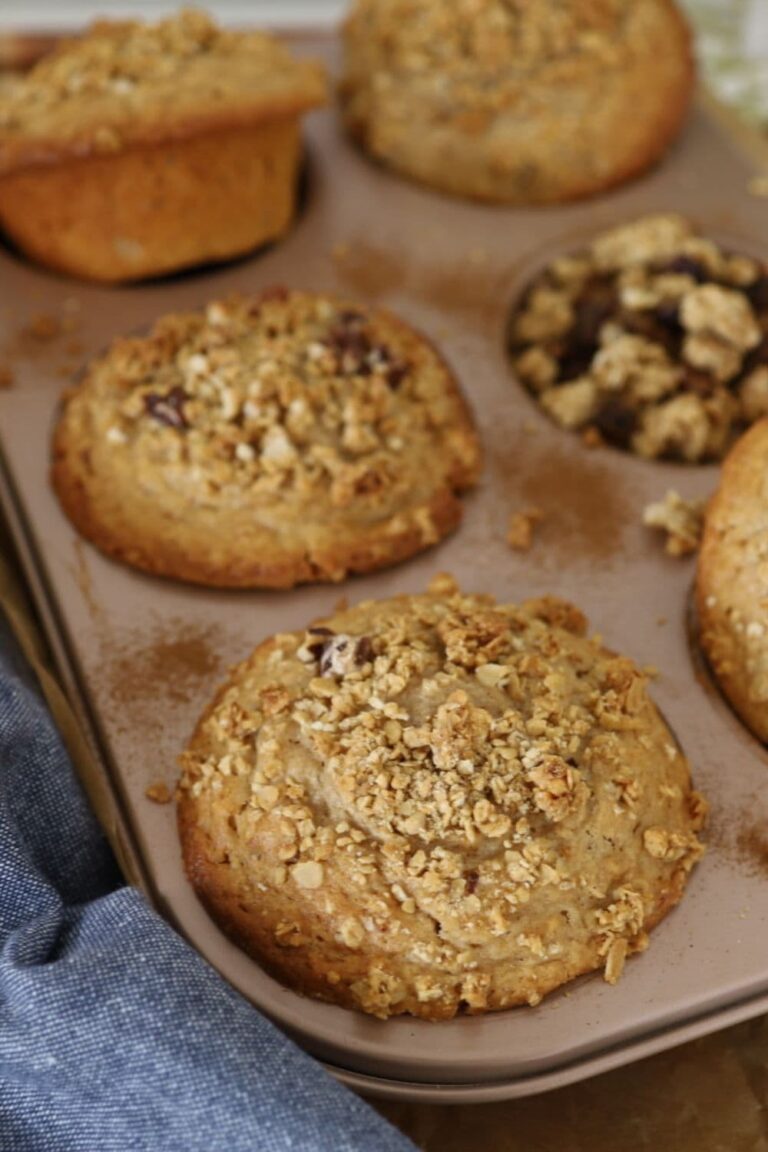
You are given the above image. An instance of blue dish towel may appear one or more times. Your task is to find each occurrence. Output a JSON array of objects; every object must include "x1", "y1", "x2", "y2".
[{"x1": 0, "y1": 610, "x2": 415, "y2": 1152}]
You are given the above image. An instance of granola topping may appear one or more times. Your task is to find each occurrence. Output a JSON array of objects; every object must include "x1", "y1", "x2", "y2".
[
  {"x1": 0, "y1": 9, "x2": 327, "y2": 167},
  {"x1": 510, "y1": 215, "x2": 768, "y2": 462},
  {"x1": 91, "y1": 291, "x2": 465, "y2": 511},
  {"x1": 179, "y1": 578, "x2": 706, "y2": 1013}
]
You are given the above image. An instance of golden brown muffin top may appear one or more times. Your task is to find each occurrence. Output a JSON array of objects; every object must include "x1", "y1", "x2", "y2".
[
  {"x1": 179, "y1": 576, "x2": 706, "y2": 1017},
  {"x1": 52, "y1": 290, "x2": 480, "y2": 587},
  {"x1": 0, "y1": 8, "x2": 327, "y2": 173},
  {"x1": 61, "y1": 289, "x2": 479, "y2": 514},
  {"x1": 343, "y1": 0, "x2": 686, "y2": 109}
]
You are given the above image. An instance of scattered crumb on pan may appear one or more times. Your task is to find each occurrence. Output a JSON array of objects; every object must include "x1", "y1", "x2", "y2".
[
  {"x1": 507, "y1": 507, "x2": 544, "y2": 552},
  {"x1": 1, "y1": 303, "x2": 83, "y2": 370},
  {"x1": 581, "y1": 426, "x2": 604, "y2": 449},
  {"x1": 748, "y1": 174, "x2": 768, "y2": 199},
  {"x1": 145, "y1": 782, "x2": 173, "y2": 805},
  {"x1": 736, "y1": 823, "x2": 768, "y2": 877},
  {"x1": 23, "y1": 313, "x2": 62, "y2": 342},
  {"x1": 643, "y1": 489, "x2": 705, "y2": 557}
]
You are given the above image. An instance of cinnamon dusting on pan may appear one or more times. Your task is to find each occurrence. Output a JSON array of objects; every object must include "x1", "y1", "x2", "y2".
[
  {"x1": 332, "y1": 236, "x2": 500, "y2": 322},
  {"x1": 706, "y1": 802, "x2": 768, "y2": 879},
  {"x1": 735, "y1": 822, "x2": 768, "y2": 878},
  {"x1": 23, "y1": 313, "x2": 62, "y2": 342},
  {"x1": 107, "y1": 622, "x2": 222, "y2": 705},
  {"x1": 491, "y1": 434, "x2": 633, "y2": 564},
  {"x1": 96, "y1": 620, "x2": 225, "y2": 737},
  {"x1": 332, "y1": 238, "x2": 405, "y2": 299}
]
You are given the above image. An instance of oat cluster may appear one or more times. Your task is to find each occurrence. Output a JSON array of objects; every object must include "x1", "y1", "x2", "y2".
[
  {"x1": 510, "y1": 214, "x2": 768, "y2": 462},
  {"x1": 179, "y1": 577, "x2": 705, "y2": 1018},
  {"x1": 643, "y1": 490, "x2": 704, "y2": 557}
]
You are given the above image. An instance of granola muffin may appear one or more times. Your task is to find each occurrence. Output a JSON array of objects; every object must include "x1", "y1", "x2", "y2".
[
  {"x1": 340, "y1": 0, "x2": 693, "y2": 205},
  {"x1": 51, "y1": 291, "x2": 481, "y2": 588},
  {"x1": 697, "y1": 420, "x2": 768, "y2": 742},
  {"x1": 510, "y1": 214, "x2": 768, "y2": 462},
  {"x1": 178, "y1": 575, "x2": 706, "y2": 1019},
  {"x1": 0, "y1": 10, "x2": 327, "y2": 282}
]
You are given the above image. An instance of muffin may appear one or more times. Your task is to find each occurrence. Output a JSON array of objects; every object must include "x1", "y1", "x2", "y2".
[
  {"x1": 510, "y1": 214, "x2": 768, "y2": 462},
  {"x1": 340, "y1": 0, "x2": 693, "y2": 205},
  {"x1": 51, "y1": 290, "x2": 481, "y2": 588},
  {"x1": 697, "y1": 420, "x2": 768, "y2": 742},
  {"x1": 178, "y1": 575, "x2": 706, "y2": 1020},
  {"x1": 0, "y1": 10, "x2": 327, "y2": 282}
]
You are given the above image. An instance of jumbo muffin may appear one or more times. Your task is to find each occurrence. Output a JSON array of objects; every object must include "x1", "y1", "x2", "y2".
[
  {"x1": 0, "y1": 9, "x2": 327, "y2": 282},
  {"x1": 340, "y1": 0, "x2": 693, "y2": 205},
  {"x1": 51, "y1": 290, "x2": 481, "y2": 588},
  {"x1": 510, "y1": 214, "x2": 768, "y2": 462},
  {"x1": 698, "y1": 420, "x2": 768, "y2": 743},
  {"x1": 178, "y1": 576, "x2": 706, "y2": 1019}
]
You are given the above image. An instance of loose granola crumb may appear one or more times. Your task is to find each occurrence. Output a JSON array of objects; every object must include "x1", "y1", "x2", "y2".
[
  {"x1": 603, "y1": 936, "x2": 628, "y2": 984},
  {"x1": 24, "y1": 313, "x2": 62, "y2": 342},
  {"x1": 581, "y1": 425, "x2": 604, "y2": 449},
  {"x1": 507, "y1": 508, "x2": 544, "y2": 552},
  {"x1": 145, "y1": 781, "x2": 172, "y2": 804},
  {"x1": 748, "y1": 175, "x2": 768, "y2": 199},
  {"x1": 643, "y1": 490, "x2": 705, "y2": 557}
]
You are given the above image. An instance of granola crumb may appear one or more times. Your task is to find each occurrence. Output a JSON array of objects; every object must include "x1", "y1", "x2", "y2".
[
  {"x1": 581, "y1": 426, "x2": 604, "y2": 449},
  {"x1": 643, "y1": 489, "x2": 705, "y2": 557},
  {"x1": 0, "y1": 364, "x2": 14, "y2": 389},
  {"x1": 24, "y1": 313, "x2": 62, "y2": 342},
  {"x1": 507, "y1": 507, "x2": 544, "y2": 552},
  {"x1": 145, "y1": 781, "x2": 173, "y2": 804},
  {"x1": 748, "y1": 175, "x2": 768, "y2": 199},
  {"x1": 603, "y1": 936, "x2": 628, "y2": 984}
]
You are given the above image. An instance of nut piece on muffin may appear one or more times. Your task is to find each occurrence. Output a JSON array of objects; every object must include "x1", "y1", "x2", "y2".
[
  {"x1": 0, "y1": 9, "x2": 327, "y2": 281},
  {"x1": 340, "y1": 0, "x2": 693, "y2": 204},
  {"x1": 51, "y1": 290, "x2": 481, "y2": 588},
  {"x1": 697, "y1": 420, "x2": 768, "y2": 743},
  {"x1": 510, "y1": 214, "x2": 768, "y2": 462},
  {"x1": 178, "y1": 575, "x2": 706, "y2": 1019}
]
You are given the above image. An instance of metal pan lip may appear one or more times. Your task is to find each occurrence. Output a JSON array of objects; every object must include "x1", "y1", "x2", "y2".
[{"x1": 319, "y1": 983, "x2": 768, "y2": 1101}]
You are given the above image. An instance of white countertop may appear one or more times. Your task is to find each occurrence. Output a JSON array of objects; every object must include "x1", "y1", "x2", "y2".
[{"x1": 0, "y1": 1, "x2": 342, "y2": 30}]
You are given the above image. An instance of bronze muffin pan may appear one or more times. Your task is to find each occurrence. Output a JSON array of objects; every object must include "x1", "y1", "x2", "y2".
[{"x1": 1, "y1": 29, "x2": 768, "y2": 1103}]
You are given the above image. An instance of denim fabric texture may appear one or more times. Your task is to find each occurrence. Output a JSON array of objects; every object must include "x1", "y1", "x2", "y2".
[{"x1": 0, "y1": 611, "x2": 415, "y2": 1152}]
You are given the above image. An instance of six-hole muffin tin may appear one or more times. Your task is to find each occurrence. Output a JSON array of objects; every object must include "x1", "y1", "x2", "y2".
[{"x1": 1, "y1": 28, "x2": 768, "y2": 1102}]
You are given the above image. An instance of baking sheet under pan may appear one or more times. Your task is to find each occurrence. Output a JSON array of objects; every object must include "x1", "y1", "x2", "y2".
[{"x1": 1, "y1": 32, "x2": 768, "y2": 1103}]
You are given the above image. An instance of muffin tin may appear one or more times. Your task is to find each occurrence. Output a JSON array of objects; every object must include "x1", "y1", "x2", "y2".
[{"x1": 1, "y1": 30, "x2": 768, "y2": 1103}]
